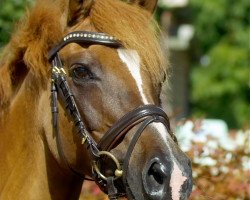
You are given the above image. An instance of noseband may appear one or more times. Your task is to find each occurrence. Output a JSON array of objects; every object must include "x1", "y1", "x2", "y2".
[{"x1": 49, "y1": 31, "x2": 176, "y2": 199}]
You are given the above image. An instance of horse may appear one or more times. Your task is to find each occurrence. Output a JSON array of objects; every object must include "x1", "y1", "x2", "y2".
[{"x1": 0, "y1": 0, "x2": 192, "y2": 199}]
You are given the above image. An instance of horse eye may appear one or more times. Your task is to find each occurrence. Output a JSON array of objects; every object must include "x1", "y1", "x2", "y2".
[{"x1": 71, "y1": 64, "x2": 94, "y2": 81}]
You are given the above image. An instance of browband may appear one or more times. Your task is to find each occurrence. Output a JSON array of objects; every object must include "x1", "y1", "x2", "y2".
[{"x1": 48, "y1": 31, "x2": 121, "y2": 61}]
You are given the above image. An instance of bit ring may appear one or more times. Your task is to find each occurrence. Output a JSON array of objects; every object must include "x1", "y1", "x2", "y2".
[{"x1": 93, "y1": 151, "x2": 123, "y2": 181}]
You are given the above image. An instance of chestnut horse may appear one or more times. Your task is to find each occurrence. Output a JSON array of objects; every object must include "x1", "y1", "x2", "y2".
[{"x1": 0, "y1": 0, "x2": 192, "y2": 199}]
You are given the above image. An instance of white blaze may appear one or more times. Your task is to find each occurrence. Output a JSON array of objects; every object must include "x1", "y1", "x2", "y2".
[
  {"x1": 117, "y1": 49, "x2": 149, "y2": 104},
  {"x1": 118, "y1": 49, "x2": 187, "y2": 199}
]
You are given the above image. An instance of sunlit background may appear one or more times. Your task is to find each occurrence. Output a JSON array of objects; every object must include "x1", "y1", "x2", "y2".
[{"x1": 0, "y1": 0, "x2": 249, "y2": 199}]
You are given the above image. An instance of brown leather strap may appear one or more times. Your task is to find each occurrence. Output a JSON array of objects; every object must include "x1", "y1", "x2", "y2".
[
  {"x1": 97, "y1": 105, "x2": 171, "y2": 151},
  {"x1": 48, "y1": 31, "x2": 121, "y2": 61},
  {"x1": 107, "y1": 177, "x2": 119, "y2": 200}
]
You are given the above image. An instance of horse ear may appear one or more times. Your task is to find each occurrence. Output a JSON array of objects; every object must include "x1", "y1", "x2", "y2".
[
  {"x1": 128, "y1": 0, "x2": 158, "y2": 13},
  {"x1": 68, "y1": 0, "x2": 94, "y2": 25}
]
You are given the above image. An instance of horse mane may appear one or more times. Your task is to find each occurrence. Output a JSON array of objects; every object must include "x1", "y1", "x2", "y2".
[
  {"x1": 0, "y1": 0, "x2": 65, "y2": 110},
  {"x1": 0, "y1": 0, "x2": 168, "y2": 111}
]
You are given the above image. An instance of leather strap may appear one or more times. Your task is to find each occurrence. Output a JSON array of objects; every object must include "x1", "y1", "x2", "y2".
[
  {"x1": 49, "y1": 31, "x2": 121, "y2": 60},
  {"x1": 122, "y1": 116, "x2": 161, "y2": 199},
  {"x1": 97, "y1": 105, "x2": 172, "y2": 151},
  {"x1": 51, "y1": 53, "x2": 100, "y2": 159},
  {"x1": 107, "y1": 177, "x2": 119, "y2": 200}
]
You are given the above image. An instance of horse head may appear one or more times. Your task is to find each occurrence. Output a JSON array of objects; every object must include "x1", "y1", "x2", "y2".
[{"x1": 0, "y1": 0, "x2": 192, "y2": 199}]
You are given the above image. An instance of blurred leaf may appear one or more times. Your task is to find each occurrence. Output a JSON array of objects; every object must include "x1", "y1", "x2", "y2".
[
  {"x1": 0, "y1": 0, "x2": 33, "y2": 47},
  {"x1": 190, "y1": 0, "x2": 250, "y2": 128}
]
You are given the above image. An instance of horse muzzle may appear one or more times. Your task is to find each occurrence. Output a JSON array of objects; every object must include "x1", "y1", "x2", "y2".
[{"x1": 93, "y1": 105, "x2": 192, "y2": 200}]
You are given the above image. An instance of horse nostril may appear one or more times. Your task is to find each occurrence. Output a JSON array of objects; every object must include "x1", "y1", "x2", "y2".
[
  {"x1": 143, "y1": 160, "x2": 170, "y2": 198},
  {"x1": 148, "y1": 162, "x2": 166, "y2": 185},
  {"x1": 142, "y1": 159, "x2": 170, "y2": 199}
]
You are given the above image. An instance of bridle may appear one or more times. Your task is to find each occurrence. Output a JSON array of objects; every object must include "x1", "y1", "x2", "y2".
[{"x1": 48, "y1": 31, "x2": 176, "y2": 199}]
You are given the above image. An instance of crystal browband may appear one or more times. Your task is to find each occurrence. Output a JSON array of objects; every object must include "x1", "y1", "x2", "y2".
[
  {"x1": 63, "y1": 32, "x2": 116, "y2": 42},
  {"x1": 48, "y1": 31, "x2": 121, "y2": 61}
]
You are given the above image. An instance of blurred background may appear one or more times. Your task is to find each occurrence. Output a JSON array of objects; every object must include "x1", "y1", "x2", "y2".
[{"x1": 0, "y1": 0, "x2": 249, "y2": 199}]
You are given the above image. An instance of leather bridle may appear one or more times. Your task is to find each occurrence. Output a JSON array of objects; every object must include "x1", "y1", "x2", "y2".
[{"x1": 48, "y1": 31, "x2": 176, "y2": 199}]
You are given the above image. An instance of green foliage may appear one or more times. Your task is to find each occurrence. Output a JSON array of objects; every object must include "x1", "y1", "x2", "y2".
[
  {"x1": 190, "y1": 0, "x2": 250, "y2": 128},
  {"x1": 0, "y1": 0, "x2": 33, "y2": 47}
]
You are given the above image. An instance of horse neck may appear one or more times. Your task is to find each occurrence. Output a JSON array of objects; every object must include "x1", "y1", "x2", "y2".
[{"x1": 0, "y1": 75, "x2": 83, "y2": 200}]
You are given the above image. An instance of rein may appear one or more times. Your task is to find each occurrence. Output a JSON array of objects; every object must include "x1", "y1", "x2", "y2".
[{"x1": 49, "y1": 31, "x2": 175, "y2": 199}]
